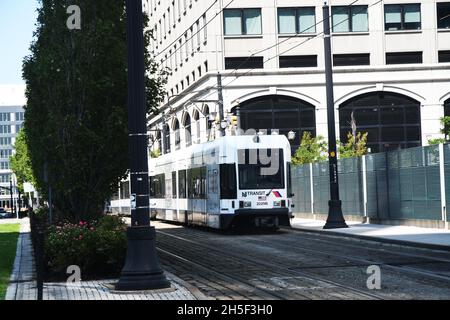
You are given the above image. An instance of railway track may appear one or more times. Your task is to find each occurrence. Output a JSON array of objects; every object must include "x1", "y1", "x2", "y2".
[
  {"x1": 154, "y1": 224, "x2": 413, "y2": 299},
  {"x1": 152, "y1": 222, "x2": 450, "y2": 300}
]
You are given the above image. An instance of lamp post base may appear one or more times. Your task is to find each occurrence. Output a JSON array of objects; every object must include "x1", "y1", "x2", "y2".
[
  {"x1": 115, "y1": 226, "x2": 171, "y2": 291},
  {"x1": 323, "y1": 200, "x2": 348, "y2": 229}
]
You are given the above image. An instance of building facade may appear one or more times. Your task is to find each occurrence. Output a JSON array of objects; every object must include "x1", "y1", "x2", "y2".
[
  {"x1": 0, "y1": 86, "x2": 25, "y2": 210},
  {"x1": 144, "y1": 0, "x2": 450, "y2": 155}
]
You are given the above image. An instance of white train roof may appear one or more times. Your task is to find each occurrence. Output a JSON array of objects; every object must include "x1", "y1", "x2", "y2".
[{"x1": 149, "y1": 134, "x2": 292, "y2": 173}]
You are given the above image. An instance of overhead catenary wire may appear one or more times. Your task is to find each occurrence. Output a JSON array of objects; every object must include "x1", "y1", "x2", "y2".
[
  {"x1": 153, "y1": 0, "x2": 236, "y2": 62},
  {"x1": 199, "y1": 0, "x2": 385, "y2": 102}
]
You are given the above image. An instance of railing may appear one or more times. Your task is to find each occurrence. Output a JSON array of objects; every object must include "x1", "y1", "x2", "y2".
[{"x1": 292, "y1": 143, "x2": 449, "y2": 225}]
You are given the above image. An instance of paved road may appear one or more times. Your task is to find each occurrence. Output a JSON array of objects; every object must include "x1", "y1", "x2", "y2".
[{"x1": 153, "y1": 221, "x2": 450, "y2": 300}]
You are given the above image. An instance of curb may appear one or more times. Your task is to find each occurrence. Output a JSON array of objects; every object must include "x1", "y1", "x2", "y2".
[{"x1": 286, "y1": 226, "x2": 450, "y2": 252}]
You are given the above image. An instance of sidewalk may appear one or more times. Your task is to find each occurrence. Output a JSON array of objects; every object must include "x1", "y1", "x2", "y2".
[
  {"x1": 5, "y1": 219, "x2": 205, "y2": 300},
  {"x1": 290, "y1": 218, "x2": 450, "y2": 250}
]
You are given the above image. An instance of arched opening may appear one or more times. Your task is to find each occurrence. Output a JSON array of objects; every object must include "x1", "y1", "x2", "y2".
[
  {"x1": 203, "y1": 105, "x2": 212, "y2": 141},
  {"x1": 231, "y1": 95, "x2": 316, "y2": 152},
  {"x1": 444, "y1": 98, "x2": 450, "y2": 117},
  {"x1": 193, "y1": 110, "x2": 200, "y2": 143},
  {"x1": 154, "y1": 130, "x2": 162, "y2": 152},
  {"x1": 173, "y1": 118, "x2": 181, "y2": 149},
  {"x1": 163, "y1": 124, "x2": 171, "y2": 154},
  {"x1": 183, "y1": 113, "x2": 192, "y2": 147},
  {"x1": 339, "y1": 92, "x2": 421, "y2": 153}
]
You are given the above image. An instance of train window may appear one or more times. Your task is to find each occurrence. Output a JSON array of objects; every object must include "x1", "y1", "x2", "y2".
[
  {"x1": 178, "y1": 170, "x2": 187, "y2": 198},
  {"x1": 238, "y1": 149, "x2": 285, "y2": 190},
  {"x1": 149, "y1": 174, "x2": 165, "y2": 198},
  {"x1": 220, "y1": 164, "x2": 237, "y2": 199},
  {"x1": 172, "y1": 172, "x2": 177, "y2": 198},
  {"x1": 120, "y1": 181, "x2": 130, "y2": 199},
  {"x1": 188, "y1": 167, "x2": 206, "y2": 199},
  {"x1": 287, "y1": 163, "x2": 292, "y2": 196}
]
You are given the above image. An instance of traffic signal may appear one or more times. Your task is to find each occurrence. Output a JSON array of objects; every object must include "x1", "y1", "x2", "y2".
[{"x1": 230, "y1": 115, "x2": 238, "y2": 127}]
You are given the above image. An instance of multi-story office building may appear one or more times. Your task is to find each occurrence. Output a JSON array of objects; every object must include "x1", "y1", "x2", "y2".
[
  {"x1": 0, "y1": 85, "x2": 25, "y2": 210},
  {"x1": 145, "y1": 0, "x2": 450, "y2": 154}
]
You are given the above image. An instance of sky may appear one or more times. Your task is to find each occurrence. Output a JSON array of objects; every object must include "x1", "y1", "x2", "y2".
[{"x1": 0, "y1": 0, "x2": 39, "y2": 85}]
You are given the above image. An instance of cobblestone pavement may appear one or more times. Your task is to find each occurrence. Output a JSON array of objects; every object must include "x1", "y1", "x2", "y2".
[{"x1": 5, "y1": 219, "x2": 203, "y2": 300}]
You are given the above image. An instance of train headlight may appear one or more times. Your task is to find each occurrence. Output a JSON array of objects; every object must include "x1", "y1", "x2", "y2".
[
  {"x1": 273, "y1": 201, "x2": 281, "y2": 207},
  {"x1": 244, "y1": 201, "x2": 252, "y2": 208}
]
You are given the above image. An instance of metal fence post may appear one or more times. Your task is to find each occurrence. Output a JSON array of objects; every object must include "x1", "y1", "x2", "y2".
[
  {"x1": 362, "y1": 155, "x2": 368, "y2": 222},
  {"x1": 439, "y1": 143, "x2": 447, "y2": 227},
  {"x1": 310, "y1": 163, "x2": 314, "y2": 215}
]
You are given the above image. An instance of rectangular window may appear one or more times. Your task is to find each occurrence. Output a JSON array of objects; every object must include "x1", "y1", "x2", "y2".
[
  {"x1": 220, "y1": 164, "x2": 237, "y2": 199},
  {"x1": 237, "y1": 149, "x2": 284, "y2": 190},
  {"x1": 437, "y1": 2, "x2": 450, "y2": 29},
  {"x1": 172, "y1": 171, "x2": 177, "y2": 198},
  {"x1": 224, "y1": 8, "x2": 262, "y2": 35},
  {"x1": 279, "y1": 55, "x2": 317, "y2": 68},
  {"x1": 225, "y1": 56, "x2": 264, "y2": 69},
  {"x1": 0, "y1": 113, "x2": 11, "y2": 122},
  {"x1": 149, "y1": 174, "x2": 165, "y2": 198},
  {"x1": 332, "y1": 5, "x2": 368, "y2": 32},
  {"x1": 0, "y1": 149, "x2": 12, "y2": 159},
  {"x1": 178, "y1": 170, "x2": 187, "y2": 198},
  {"x1": 439, "y1": 50, "x2": 450, "y2": 63},
  {"x1": 187, "y1": 167, "x2": 206, "y2": 199},
  {"x1": 120, "y1": 181, "x2": 130, "y2": 199},
  {"x1": 386, "y1": 51, "x2": 422, "y2": 64},
  {"x1": 333, "y1": 53, "x2": 370, "y2": 66},
  {"x1": 0, "y1": 126, "x2": 11, "y2": 134},
  {"x1": 278, "y1": 7, "x2": 316, "y2": 34},
  {"x1": 385, "y1": 4, "x2": 421, "y2": 31},
  {"x1": 287, "y1": 163, "x2": 292, "y2": 197}
]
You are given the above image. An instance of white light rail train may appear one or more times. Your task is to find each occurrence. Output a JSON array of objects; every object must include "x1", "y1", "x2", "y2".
[{"x1": 110, "y1": 134, "x2": 294, "y2": 229}]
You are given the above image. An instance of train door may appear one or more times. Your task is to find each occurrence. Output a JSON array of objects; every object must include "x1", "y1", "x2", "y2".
[{"x1": 207, "y1": 167, "x2": 220, "y2": 214}]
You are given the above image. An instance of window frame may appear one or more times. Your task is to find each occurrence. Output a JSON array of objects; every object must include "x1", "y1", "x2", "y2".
[
  {"x1": 384, "y1": 3, "x2": 421, "y2": 31},
  {"x1": 277, "y1": 7, "x2": 316, "y2": 35},
  {"x1": 437, "y1": 2, "x2": 450, "y2": 29},
  {"x1": 332, "y1": 5, "x2": 369, "y2": 33},
  {"x1": 223, "y1": 8, "x2": 262, "y2": 36}
]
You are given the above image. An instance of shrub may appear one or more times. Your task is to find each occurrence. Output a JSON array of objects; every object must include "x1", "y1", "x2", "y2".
[{"x1": 44, "y1": 215, "x2": 127, "y2": 280}]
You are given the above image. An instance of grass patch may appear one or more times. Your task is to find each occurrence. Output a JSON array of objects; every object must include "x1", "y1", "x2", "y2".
[{"x1": 0, "y1": 224, "x2": 20, "y2": 300}]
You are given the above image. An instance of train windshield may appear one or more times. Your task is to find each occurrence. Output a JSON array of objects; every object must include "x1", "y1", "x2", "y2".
[{"x1": 238, "y1": 149, "x2": 284, "y2": 190}]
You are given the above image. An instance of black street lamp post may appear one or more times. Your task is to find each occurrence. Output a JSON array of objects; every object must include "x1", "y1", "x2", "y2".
[
  {"x1": 322, "y1": 3, "x2": 348, "y2": 229},
  {"x1": 116, "y1": 0, "x2": 170, "y2": 291}
]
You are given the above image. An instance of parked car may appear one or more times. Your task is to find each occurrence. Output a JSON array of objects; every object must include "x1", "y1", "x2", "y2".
[{"x1": 0, "y1": 208, "x2": 12, "y2": 219}]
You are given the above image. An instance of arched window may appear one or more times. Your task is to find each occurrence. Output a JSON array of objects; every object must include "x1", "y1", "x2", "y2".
[
  {"x1": 444, "y1": 98, "x2": 450, "y2": 117},
  {"x1": 339, "y1": 92, "x2": 421, "y2": 153},
  {"x1": 193, "y1": 110, "x2": 200, "y2": 143},
  {"x1": 173, "y1": 118, "x2": 181, "y2": 149},
  {"x1": 203, "y1": 105, "x2": 212, "y2": 141},
  {"x1": 183, "y1": 113, "x2": 192, "y2": 147},
  {"x1": 231, "y1": 95, "x2": 316, "y2": 152},
  {"x1": 163, "y1": 124, "x2": 171, "y2": 154},
  {"x1": 155, "y1": 130, "x2": 162, "y2": 152}
]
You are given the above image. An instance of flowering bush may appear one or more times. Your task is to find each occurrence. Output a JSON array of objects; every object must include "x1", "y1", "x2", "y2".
[{"x1": 45, "y1": 215, "x2": 127, "y2": 280}]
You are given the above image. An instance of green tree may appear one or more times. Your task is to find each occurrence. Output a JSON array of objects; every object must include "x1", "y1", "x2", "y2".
[
  {"x1": 428, "y1": 116, "x2": 450, "y2": 145},
  {"x1": 22, "y1": 0, "x2": 167, "y2": 222},
  {"x1": 292, "y1": 132, "x2": 328, "y2": 165},
  {"x1": 150, "y1": 149, "x2": 161, "y2": 159},
  {"x1": 10, "y1": 129, "x2": 36, "y2": 193},
  {"x1": 338, "y1": 132, "x2": 368, "y2": 159}
]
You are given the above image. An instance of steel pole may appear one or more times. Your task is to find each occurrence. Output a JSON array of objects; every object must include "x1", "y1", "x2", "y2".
[
  {"x1": 116, "y1": 0, "x2": 170, "y2": 291},
  {"x1": 217, "y1": 73, "x2": 225, "y2": 137},
  {"x1": 322, "y1": 3, "x2": 348, "y2": 229}
]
